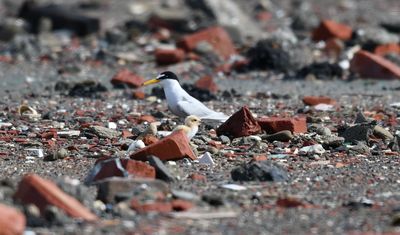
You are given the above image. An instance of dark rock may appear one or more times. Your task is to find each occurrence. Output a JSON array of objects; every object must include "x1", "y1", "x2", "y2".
[
  {"x1": 216, "y1": 106, "x2": 261, "y2": 138},
  {"x1": 247, "y1": 39, "x2": 291, "y2": 72},
  {"x1": 247, "y1": 38, "x2": 311, "y2": 73},
  {"x1": 353, "y1": 27, "x2": 399, "y2": 51},
  {"x1": 296, "y1": 62, "x2": 343, "y2": 80},
  {"x1": 354, "y1": 111, "x2": 369, "y2": 124},
  {"x1": 147, "y1": 155, "x2": 175, "y2": 182},
  {"x1": 202, "y1": 193, "x2": 225, "y2": 207},
  {"x1": 44, "y1": 206, "x2": 72, "y2": 226},
  {"x1": 321, "y1": 136, "x2": 345, "y2": 149},
  {"x1": 231, "y1": 161, "x2": 289, "y2": 182},
  {"x1": 68, "y1": 80, "x2": 107, "y2": 98},
  {"x1": 340, "y1": 124, "x2": 374, "y2": 143},
  {"x1": 389, "y1": 136, "x2": 400, "y2": 152},
  {"x1": 18, "y1": 0, "x2": 100, "y2": 36},
  {"x1": 381, "y1": 18, "x2": 400, "y2": 33},
  {"x1": 105, "y1": 28, "x2": 128, "y2": 44},
  {"x1": 96, "y1": 177, "x2": 169, "y2": 204}
]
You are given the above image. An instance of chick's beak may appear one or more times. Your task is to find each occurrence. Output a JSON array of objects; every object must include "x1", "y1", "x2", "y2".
[{"x1": 142, "y1": 78, "x2": 160, "y2": 86}]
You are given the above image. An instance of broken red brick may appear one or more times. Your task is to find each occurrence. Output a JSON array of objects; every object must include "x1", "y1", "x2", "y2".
[
  {"x1": 111, "y1": 69, "x2": 145, "y2": 88},
  {"x1": 325, "y1": 38, "x2": 345, "y2": 57},
  {"x1": 138, "y1": 115, "x2": 156, "y2": 123},
  {"x1": 0, "y1": 203, "x2": 26, "y2": 235},
  {"x1": 121, "y1": 130, "x2": 133, "y2": 138},
  {"x1": 14, "y1": 174, "x2": 98, "y2": 221},
  {"x1": 142, "y1": 134, "x2": 159, "y2": 146},
  {"x1": 194, "y1": 76, "x2": 218, "y2": 93},
  {"x1": 258, "y1": 117, "x2": 307, "y2": 134},
  {"x1": 251, "y1": 155, "x2": 268, "y2": 162},
  {"x1": 155, "y1": 48, "x2": 185, "y2": 65},
  {"x1": 91, "y1": 158, "x2": 156, "y2": 182},
  {"x1": 312, "y1": 20, "x2": 352, "y2": 41},
  {"x1": 131, "y1": 199, "x2": 172, "y2": 213},
  {"x1": 177, "y1": 26, "x2": 237, "y2": 60},
  {"x1": 132, "y1": 90, "x2": 146, "y2": 100},
  {"x1": 216, "y1": 106, "x2": 261, "y2": 138},
  {"x1": 130, "y1": 130, "x2": 197, "y2": 161},
  {"x1": 302, "y1": 96, "x2": 337, "y2": 106},
  {"x1": 374, "y1": 43, "x2": 400, "y2": 56},
  {"x1": 189, "y1": 173, "x2": 207, "y2": 182},
  {"x1": 171, "y1": 199, "x2": 194, "y2": 211},
  {"x1": 350, "y1": 50, "x2": 400, "y2": 79},
  {"x1": 276, "y1": 197, "x2": 305, "y2": 208},
  {"x1": 256, "y1": 11, "x2": 272, "y2": 22}
]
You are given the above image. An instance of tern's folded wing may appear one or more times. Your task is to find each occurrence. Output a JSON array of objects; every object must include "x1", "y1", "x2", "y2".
[{"x1": 177, "y1": 100, "x2": 228, "y2": 121}]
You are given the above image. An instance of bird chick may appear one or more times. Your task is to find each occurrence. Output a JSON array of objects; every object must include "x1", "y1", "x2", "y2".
[{"x1": 173, "y1": 115, "x2": 201, "y2": 140}]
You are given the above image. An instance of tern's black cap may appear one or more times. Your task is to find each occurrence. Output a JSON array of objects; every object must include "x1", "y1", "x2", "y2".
[{"x1": 157, "y1": 71, "x2": 179, "y2": 81}]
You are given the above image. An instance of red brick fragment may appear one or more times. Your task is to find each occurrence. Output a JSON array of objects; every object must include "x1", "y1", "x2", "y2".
[
  {"x1": 155, "y1": 48, "x2": 185, "y2": 65},
  {"x1": 350, "y1": 50, "x2": 400, "y2": 79},
  {"x1": 92, "y1": 158, "x2": 156, "y2": 181},
  {"x1": 325, "y1": 38, "x2": 344, "y2": 57},
  {"x1": 252, "y1": 155, "x2": 268, "y2": 162},
  {"x1": 14, "y1": 174, "x2": 98, "y2": 221},
  {"x1": 131, "y1": 199, "x2": 172, "y2": 213},
  {"x1": 302, "y1": 96, "x2": 337, "y2": 106},
  {"x1": 171, "y1": 199, "x2": 194, "y2": 211},
  {"x1": 138, "y1": 115, "x2": 156, "y2": 123},
  {"x1": 0, "y1": 203, "x2": 26, "y2": 235},
  {"x1": 142, "y1": 134, "x2": 159, "y2": 146},
  {"x1": 256, "y1": 11, "x2": 272, "y2": 22},
  {"x1": 216, "y1": 106, "x2": 261, "y2": 138},
  {"x1": 189, "y1": 173, "x2": 207, "y2": 182},
  {"x1": 132, "y1": 90, "x2": 146, "y2": 100},
  {"x1": 111, "y1": 69, "x2": 145, "y2": 88},
  {"x1": 121, "y1": 130, "x2": 133, "y2": 138},
  {"x1": 374, "y1": 43, "x2": 400, "y2": 56},
  {"x1": 194, "y1": 76, "x2": 218, "y2": 93},
  {"x1": 258, "y1": 117, "x2": 307, "y2": 134},
  {"x1": 130, "y1": 130, "x2": 197, "y2": 161},
  {"x1": 177, "y1": 26, "x2": 237, "y2": 60},
  {"x1": 312, "y1": 20, "x2": 352, "y2": 41},
  {"x1": 276, "y1": 197, "x2": 305, "y2": 208}
]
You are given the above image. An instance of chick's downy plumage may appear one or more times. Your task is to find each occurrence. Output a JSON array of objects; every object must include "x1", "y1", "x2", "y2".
[{"x1": 173, "y1": 115, "x2": 201, "y2": 140}]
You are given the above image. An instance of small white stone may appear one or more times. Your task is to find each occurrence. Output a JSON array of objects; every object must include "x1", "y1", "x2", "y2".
[
  {"x1": 221, "y1": 184, "x2": 247, "y2": 191},
  {"x1": 25, "y1": 148, "x2": 44, "y2": 158},
  {"x1": 57, "y1": 130, "x2": 80, "y2": 137},
  {"x1": 108, "y1": 122, "x2": 117, "y2": 129},
  {"x1": 299, "y1": 144, "x2": 325, "y2": 156},
  {"x1": 198, "y1": 152, "x2": 214, "y2": 166},
  {"x1": 126, "y1": 140, "x2": 145, "y2": 156}
]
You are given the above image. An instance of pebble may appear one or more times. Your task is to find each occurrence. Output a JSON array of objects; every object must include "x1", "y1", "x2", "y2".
[
  {"x1": 198, "y1": 152, "x2": 215, "y2": 166},
  {"x1": 373, "y1": 125, "x2": 394, "y2": 140},
  {"x1": 263, "y1": 130, "x2": 294, "y2": 142},
  {"x1": 299, "y1": 144, "x2": 325, "y2": 155},
  {"x1": 316, "y1": 126, "x2": 331, "y2": 136},
  {"x1": 147, "y1": 155, "x2": 175, "y2": 182},
  {"x1": 90, "y1": 126, "x2": 120, "y2": 139},
  {"x1": 231, "y1": 161, "x2": 289, "y2": 182},
  {"x1": 25, "y1": 148, "x2": 44, "y2": 158}
]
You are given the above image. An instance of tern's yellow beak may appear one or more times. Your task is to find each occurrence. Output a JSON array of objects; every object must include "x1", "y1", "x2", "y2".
[{"x1": 142, "y1": 78, "x2": 160, "y2": 86}]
